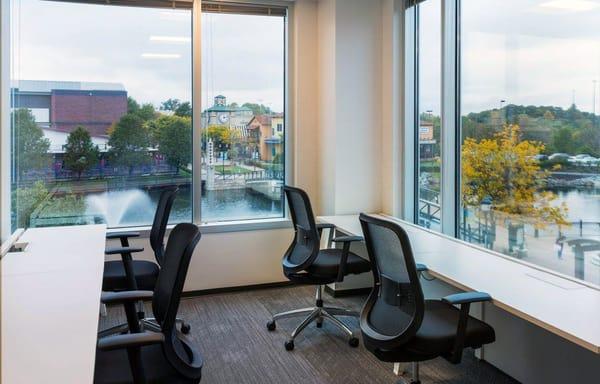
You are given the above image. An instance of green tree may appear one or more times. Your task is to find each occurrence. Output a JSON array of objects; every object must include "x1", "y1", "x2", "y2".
[
  {"x1": 551, "y1": 127, "x2": 575, "y2": 154},
  {"x1": 242, "y1": 102, "x2": 272, "y2": 116},
  {"x1": 174, "y1": 102, "x2": 192, "y2": 118},
  {"x1": 157, "y1": 116, "x2": 192, "y2": 174},
  {"x1": 12, "y1": 108, "x2": 51, "y2": 179},
  {"x1": 12, "y1": 181, "x2": 49, "y2": 228},
  {"x1": 127, "y1": 97, "x2": 156, "y2": 121},
  {"x1": 108, "y1": 114, "x2": 150, "y2": 175},
  {"x1": 63, "y1": 126, "x2": 99, "y2": 180},
  {"x1": 160, "y1": 98, "x2": 181, "y2": 112}
]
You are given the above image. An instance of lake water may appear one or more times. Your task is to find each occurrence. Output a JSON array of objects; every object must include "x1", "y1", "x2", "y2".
[{"x1": 85, "y1": 186, "x2": 283, "y2": 227}]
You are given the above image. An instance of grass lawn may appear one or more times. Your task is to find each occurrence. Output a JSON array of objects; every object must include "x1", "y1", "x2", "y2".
[{"x1": 216, "y1": 165, "x2": 253, "y2": 175}]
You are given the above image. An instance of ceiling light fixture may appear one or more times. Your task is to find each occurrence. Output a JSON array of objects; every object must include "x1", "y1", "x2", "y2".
[
  {"x1": 150, "y1": 36, "x2": 191, "y2": 43},
  {"x1": 141, "y1": 53, "x2": 182, "y2": 59}
]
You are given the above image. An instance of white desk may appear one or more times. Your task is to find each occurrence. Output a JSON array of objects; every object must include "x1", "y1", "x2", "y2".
[
  {"x1": 1, "y1": 225, "x2": 107, "y2": 384},
  {"x1": 319, "y1": 214, "x2": 600, "y2": 354}
]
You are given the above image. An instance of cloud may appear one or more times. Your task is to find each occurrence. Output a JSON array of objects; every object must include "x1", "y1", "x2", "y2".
[{"x1": 13, "y1": 0, "x2": 284, "y2": 112}]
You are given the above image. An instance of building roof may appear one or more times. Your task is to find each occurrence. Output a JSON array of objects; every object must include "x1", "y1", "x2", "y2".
[
  {"x1": 11, "y1": 80, "x2": 126, "y2": 93},
  {"x1": 204, "y1": 105, "x2": 252, "y2": 113}
]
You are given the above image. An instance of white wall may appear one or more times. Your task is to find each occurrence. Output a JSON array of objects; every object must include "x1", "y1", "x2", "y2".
[{"x1": 317, "y1": 0, "x2": 386, "y2": 216}]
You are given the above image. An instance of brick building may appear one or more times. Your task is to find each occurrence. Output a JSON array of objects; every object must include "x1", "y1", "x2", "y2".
[{"x1": 11, "y1": 80, "x2": 128, "y2": 139}]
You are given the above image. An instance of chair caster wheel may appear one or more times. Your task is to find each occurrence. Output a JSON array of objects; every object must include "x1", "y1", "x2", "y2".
[
  {"x1": 267, "y1": 320, "x2": 276, "y2": 331},
  {"x1": 316, "y1": 319, "x2": 323, "y2": 328},
  {"x1": 349, "y1": 337, "x2": 359, "y2": 348},
  {"x1": 284, "y1": 340, "x2": 294, "y2": 351},
  {"x1": 180, "y1": 323, "x2": 191, "y2": 334}
]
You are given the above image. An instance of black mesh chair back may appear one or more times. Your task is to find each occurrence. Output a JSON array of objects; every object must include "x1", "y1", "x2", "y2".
[
  {"x1": 152, "y1": 222, "x2": 202, "y2": 377},
  {"x1": 150, "y1": 187, "x2": 178, "y2": 266},
  {"x1": 359, "y1": 213, "x2": 425, "y2": 350},
  {"x1": 283, "y1": 186, "x2": 321, "y2": 274}
]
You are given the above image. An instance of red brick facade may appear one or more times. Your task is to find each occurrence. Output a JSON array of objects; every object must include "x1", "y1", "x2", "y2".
[{"x1": 50, "y1": 90, "x2": 127, "y2": 137}]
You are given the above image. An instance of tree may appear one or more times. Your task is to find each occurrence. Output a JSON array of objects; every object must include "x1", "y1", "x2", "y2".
[
  {"x1": 551, "y1": 127, "x2": 575, "y2": 154},
  {"x1": 12, "y1": 108, "x2": 51, "y2": 179},
  {"x1": 63, "y1": 126, "x2": 99, "y2": 180},
  {"x1": 462, "y1": 124, "x2": 568, "y2": 229},
  {"x1": 161, "y1": 98, "x2": 181, "y2": 112},
  {"x1": 108, "y1": 114, "x2": 151, "y2": 175},
  {"x1": 205, "y1": 125, "x2": 233, "y2": 149},
  {"x1": 242, "y1": 102, "x2": 272, "y2": 116},
  {"x1": 174, "y1": 102, "x2": 192, "y2": 118},
  {"x1": 128, "y1": 97, "x2": 156, "y2": 121},
  {"x1": 156, "y1": 116, "x2": 192, "y2": 174}
]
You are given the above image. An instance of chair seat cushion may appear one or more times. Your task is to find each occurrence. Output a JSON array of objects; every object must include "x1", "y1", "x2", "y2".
[
  {"x1": 306, "y1": 249, "x2": 371, "y2": 277},
  {"x1": 94, "y1": 344, "x2": 199, "y2": 384},
  {"x1": 103, "y1": 260, "x2": 159, "y2": 291},
  {"x1": 370, "y1": 299, "x2": 495, "y2": 362}
]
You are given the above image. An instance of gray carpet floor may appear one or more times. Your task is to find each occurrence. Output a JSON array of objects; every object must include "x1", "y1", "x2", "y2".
[{"x1": 100, "y1": 285, "x2": 519, "y2": 384}]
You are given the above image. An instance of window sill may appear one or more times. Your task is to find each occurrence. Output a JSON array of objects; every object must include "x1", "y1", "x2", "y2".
[{"x1": 106, "y1": 217, "x2": 292, "y2": 238}]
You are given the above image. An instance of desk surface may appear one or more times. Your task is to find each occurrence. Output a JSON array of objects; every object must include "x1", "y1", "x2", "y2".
[
  {"x1": 319, "y1": 214, "x2": 600, "y2": 354},
  {"x1": 1, "y1": 225, "x2": 106, "y2": 384}
]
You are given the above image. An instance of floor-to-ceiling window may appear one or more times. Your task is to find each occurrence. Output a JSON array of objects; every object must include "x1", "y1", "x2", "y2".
[
  {"x1": 416, "y1": 0, "x2": 442, "y2": 231},
  {"x1": 407, "y1": 0, "x2": 600, "y2": 285},
  {"x1": 7, "y1": 0, "x2": 287, "y2": 231},
  {"x1": 200, "y1": 3, "x2": 286, "y2": 223}
]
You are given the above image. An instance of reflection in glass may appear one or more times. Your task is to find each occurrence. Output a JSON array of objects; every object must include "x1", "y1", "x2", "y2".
[
  {"x1": 460, "y1": 0, "x2": 600, "y2": 284},
  {"x1": 417, "y1": 0, "x2": 442, "y2": 231},
  {"x1": 10, "y1": 0, "x2": 192, "y2": 229},
  {"x1": 201, "y1": 11, "x2": 286, "y2": 223}
]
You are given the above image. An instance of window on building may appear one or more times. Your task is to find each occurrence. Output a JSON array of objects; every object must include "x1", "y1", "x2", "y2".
[
  {"x1": 201, "y1": 4, "x2": 286, "y2": 223},
  {"x1": 416, "y1": 0, "x2": 442, "y2": 231},
  {"x1": 459, "y1": 0, "x2": 600, "y2": 284},
  {"x1": 408, "y1": 0, "x2": 600, "y2": 285},
  {"x1": 9, "y1": 0, "x2": 192, "y2": 230},
  {"x1": 7, "y1": 0, "x2": 289, "y2": 231}
]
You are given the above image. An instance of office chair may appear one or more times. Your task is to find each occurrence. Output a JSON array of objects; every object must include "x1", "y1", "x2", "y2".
[
  {"x1": 266, "y1": 186, "x2": 371, "y2": 350},
  {"x1": 101, "y1": 187, "x2": 191, "y2": 336},
  {"x1": 358, "y1": 213, "x2": 496, "y2": 384},
  {"x1": 94, "y1": 223, "x2": 203, "y2": 384}
]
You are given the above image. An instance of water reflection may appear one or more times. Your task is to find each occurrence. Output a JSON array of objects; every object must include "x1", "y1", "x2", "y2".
[{"x1": 84, "y1": 186, "x2": 282, "y2": 227}]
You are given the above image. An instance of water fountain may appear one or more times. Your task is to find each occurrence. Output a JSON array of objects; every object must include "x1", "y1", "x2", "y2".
[{"x1": 85, "y1": 189, "x2": 154, "y2": 227}]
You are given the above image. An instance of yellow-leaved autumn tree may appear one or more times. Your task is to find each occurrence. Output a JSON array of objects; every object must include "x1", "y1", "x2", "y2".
[{"x1": 461, "y1": 124, "x2": 568, "y2": 229}]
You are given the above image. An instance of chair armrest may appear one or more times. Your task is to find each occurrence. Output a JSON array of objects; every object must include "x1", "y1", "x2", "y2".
[
  {"x1": 97, "y1": 332, "x2": 164, "y2": 351},
  {"x1": 106, "y1": 231, "x2": 140, "y2": 240},
  {"x1": 416, "y1": 263, "x2": 428, "y2": 273},
  {"x1": 105, "y1": 246, "x2": 144, "y2": 255},
  {"x1": 443, "y1": 291, "x2": 492, "y2": 364},
  {"x1": 316, "y1": 223, "x2": 336, "y2": 230},
  {"x1": 442, "y1": 291, "x2": 492, "y2": 305},
  {"x1": 101, "y1": 290, "x2": 154, "y2": 305},
  {"x1": 332, "y1": 235, "x2": 364, "y2": 243},
  {"x1": 333, "y1": 236, "x2": 364, "y2": 282}
]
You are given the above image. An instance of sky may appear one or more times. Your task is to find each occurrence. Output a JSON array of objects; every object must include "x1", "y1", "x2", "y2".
[
  {"x1": 10, "y1": 0, "x2": 600, "y2": 116},
  {"x1": 419, "y1": 0, "x2": 600, "y2": 115},
  {"x1": 11, "y1": 0, "x2": 285, "y2": 112}
]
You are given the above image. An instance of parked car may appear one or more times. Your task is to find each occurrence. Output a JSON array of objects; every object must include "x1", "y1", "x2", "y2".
[
  {"x1": 569, "y1": 154, "x2": 599, "y2": 166},
  {"x1": 548, "y1": 153, "x2": 571, "y2": 162}
]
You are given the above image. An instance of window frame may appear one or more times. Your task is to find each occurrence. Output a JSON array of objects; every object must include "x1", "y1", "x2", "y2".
[
  {"x1": 404, "y1": 0, "x2": 600, "y2": 290},
  {"x1": 0, "y1": 0, "x2": 293, "y2": 240}
]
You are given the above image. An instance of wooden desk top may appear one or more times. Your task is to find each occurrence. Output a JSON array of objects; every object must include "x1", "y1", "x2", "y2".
[
  {"x1": 1, "y1": 225, "x2": 107, "y2": 383},
  {"x1": 318, "y1": 214, "x2": 600, "y2": 354}
]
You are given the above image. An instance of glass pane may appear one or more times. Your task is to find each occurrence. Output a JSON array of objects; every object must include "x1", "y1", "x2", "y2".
[
  {"x1": 417, "y1": 0, "x2": 442, "y2": 231},
  {"x1": 460, "y1": 0, "x2": 600, "y2": 284},
  {"x1": 201, "y1": 11, "x2": 285, "y2": 222},
  {"x1": 10, "y1": 0, "x2": 192, "y2": 230}
]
